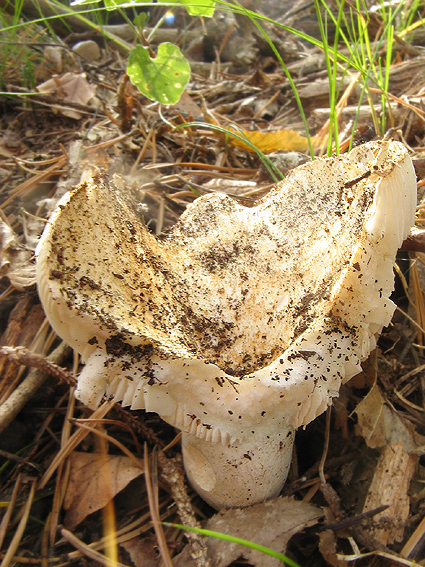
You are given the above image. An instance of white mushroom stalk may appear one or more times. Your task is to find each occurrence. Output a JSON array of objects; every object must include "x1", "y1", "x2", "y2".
[{"x1": 36, "y1": 141, "x2": 416, "y2": 509}]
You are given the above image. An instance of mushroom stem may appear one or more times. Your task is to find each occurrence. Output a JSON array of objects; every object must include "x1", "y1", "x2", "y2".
[{"x1": 182, "y1": 429, "x2": 295, "y2": 510}]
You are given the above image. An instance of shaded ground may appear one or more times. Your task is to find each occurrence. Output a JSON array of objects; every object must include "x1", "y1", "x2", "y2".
[{"x1": 1, "y1": 1, "x2": 425, "y2": 566}]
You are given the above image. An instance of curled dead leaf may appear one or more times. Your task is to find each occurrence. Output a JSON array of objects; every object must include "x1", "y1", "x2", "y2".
[{"x1": 63, "y1": 451, "x2": 144, "y2": 529}]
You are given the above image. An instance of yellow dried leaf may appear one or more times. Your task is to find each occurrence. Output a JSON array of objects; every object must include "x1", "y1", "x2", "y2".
[{"x1": 230, "y1": 129, "x2": 311, "y2": 153}]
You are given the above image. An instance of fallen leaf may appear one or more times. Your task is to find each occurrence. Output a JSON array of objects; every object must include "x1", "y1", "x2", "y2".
[
  {"x1": 120, "y1": 535, "x2": 158, "y2": 567},
  {"x1": 354, "y1": 382, "x2": 424, "y2": 450},
  {"x1": 173, "y1": 90, "x2": 203, "y2": 118},
  {"x1": 354, "y1": 382, "x2": 386, "y2": 447},
  {"x1": 230, "y1": 129, "x2": 312, "y2": 153},
  {"x1": 174, "y1": 496, "x2": 323, "y2": 567},
  {"x1": 43, "y1": 46, "x2": 63, "y2": 73},
  {"x1": 36, "y1": 72, "x2": 96, "y2": 118},
  {"x1": 63, "y1": 451, "x2": 144, "y2": 528}
]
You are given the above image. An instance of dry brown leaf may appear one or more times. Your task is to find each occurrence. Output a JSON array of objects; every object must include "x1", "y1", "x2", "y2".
[
  {"x1": 63, "y1": 451, "x2": 144, "y2": 529},
  {"x1": 36, "y1": 72, "x2": 96, "y2": 119},
  {"x1": 207, "y1": 496, "x2": 322, "y2": 567},
  {"x1": 120, "y1": 535, "x2": 158, "y2": 567},
  {"x1": 173, "y1": 91, "x2": 203, "y2": 118},
  {"x1": 354, "y1": 383, "x2": 423, "y2": 450},
  {"x1": 230, "y1": 129, "x2": 312, "y2": 153},
  {"x1": 354, "y1": 383, "x2": 386, "y2": 447},
  {"x1": 175, "y1": 496, "x2": 322, "y2": 567}
]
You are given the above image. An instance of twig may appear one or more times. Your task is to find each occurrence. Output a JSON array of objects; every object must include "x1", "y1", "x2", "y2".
[
  {"x1": 0, "y1": 480, "x2": 37, "y2": 567},
  {"x1": 316, "y1": 505, "x2": 390, "y2": 532},
  {"x1": 144, "y1": 444, "x2": 174, "y2": 567},
  {"x1": 401, "y1": 514, "x2": 425, "y2": 557},
  {"x1": 0, "y1": 345, "x2": 74, "y2": 385},
  {"x1": 0, "y1": 449, "x2": 42, "y2": 472},
  {"x1": 61, "y1": 528, "x2": 129, "y2": 567},
  {"x1": 6, "y1": 87, "x2": 103, "y2": 117},
  {"x1": 39, "y1": 400, "x2": 115, "y2": 489},
  {"x1": 0, "y1": 342, "x2": 72, "y2": 434},
  {"x1": 318, "y1": 406, "x2": 331, "y2": 484},
  {"x1": 336, "y1": 549, "x2": 419, "y2": 566},
  {"x1": 0, "y1": 474, "x2": 22, "y2": 550},
  {"x1": 158, "y1": 450, "x2": 210, "y2": 567}
]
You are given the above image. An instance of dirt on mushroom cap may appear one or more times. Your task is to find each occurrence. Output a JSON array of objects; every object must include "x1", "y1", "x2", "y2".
[
  {"x1": 36, "y1": 141, "x2": 416, "y2": 441},
  {"x1": 37, "y1": 143, "x2": 408, "y2": 377}
]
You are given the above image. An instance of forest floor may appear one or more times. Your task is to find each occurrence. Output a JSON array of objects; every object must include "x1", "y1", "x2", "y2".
[{"x1": 1, "y1": 1, "x2": 425, "y2": 566}]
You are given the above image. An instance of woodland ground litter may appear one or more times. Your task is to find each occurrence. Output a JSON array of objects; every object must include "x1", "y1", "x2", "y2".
[{"x1": 1, "y1": 1, "x2": 425, "y2": 566}]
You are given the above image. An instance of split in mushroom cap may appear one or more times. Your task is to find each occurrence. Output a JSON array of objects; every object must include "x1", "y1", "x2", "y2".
[{"x1": 36, "y1": 141, "x2": 417, "y2": 509}]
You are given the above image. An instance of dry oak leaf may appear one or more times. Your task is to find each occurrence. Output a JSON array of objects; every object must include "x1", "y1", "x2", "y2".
[{"x1": 63, "y1": 451, "x2": 144, "y2": 529}]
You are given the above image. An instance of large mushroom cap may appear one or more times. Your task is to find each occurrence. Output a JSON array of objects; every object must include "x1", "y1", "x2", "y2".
[{"x1": 36, "y1": 141, "x2": 416, "y2": 508}]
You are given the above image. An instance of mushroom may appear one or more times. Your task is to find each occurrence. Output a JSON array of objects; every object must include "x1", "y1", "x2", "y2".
[{"x1": 36, "y1": 141, "x2": 416, "y2": 509}]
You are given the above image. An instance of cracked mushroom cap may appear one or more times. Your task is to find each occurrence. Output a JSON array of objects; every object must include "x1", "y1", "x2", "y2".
[{"x1": 36, "y1": 141, "x2": 416, "y2": 508}]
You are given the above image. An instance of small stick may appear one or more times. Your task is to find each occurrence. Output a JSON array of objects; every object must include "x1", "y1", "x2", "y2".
[
  {"x1": 158, "y1": 450, "x2": 210, "y2": 567},
  {"x1": 144, "y1": 445, "x2": 174, "y2": 567},
  {"x1": 61, "y1": 528, "x2": 129, "y2": 567},
  {"x1": 0, "y1": 345, "x2": 74, "y2": 385},
  {"x1": 318, "y1": 406, "x2": 331, "y2": 484},
  {"x1": 317, "y1": 505, "x2": 390, "y2": 532},
  {"x1": 0, "y1": 342, "x2": 72, "y2": 434}
]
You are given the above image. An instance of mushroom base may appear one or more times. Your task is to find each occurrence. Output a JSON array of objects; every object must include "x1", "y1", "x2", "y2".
[{"x1": 181, "y1": 429, "x2": 295, "y2": 510}]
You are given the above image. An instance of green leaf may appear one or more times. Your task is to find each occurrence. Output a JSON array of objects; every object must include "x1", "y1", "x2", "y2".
[
  {"x1": 127, "y1": 43, "x2": 190, "y2": 105},
  {"x1": 133, "y1": 12, "x2": 147, "y2": 28},
  {"x1": 176, "y1": 0, "x2": 215, "y2": 17}
]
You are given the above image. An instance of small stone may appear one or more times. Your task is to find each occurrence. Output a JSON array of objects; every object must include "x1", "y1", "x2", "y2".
[{"x1": 72, "y1": 41, "x2": 101, "y2": 62}]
